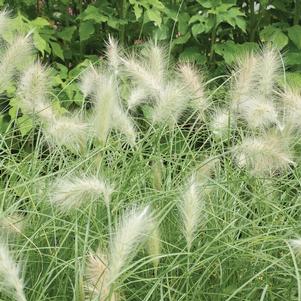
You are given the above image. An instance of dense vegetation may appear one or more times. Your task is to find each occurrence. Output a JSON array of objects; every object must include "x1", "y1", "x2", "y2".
[{"x1": 1, "y1": 2, "x2": 301, "y2": 301}]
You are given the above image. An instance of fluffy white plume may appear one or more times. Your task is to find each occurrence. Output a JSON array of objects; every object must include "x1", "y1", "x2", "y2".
[
  {"x1": 44, "y1": 116, "x2": 89, "y2": 153},
  {"x1": 179, "y1": 174, "x2": 206, "y2": 250},
  {"x1": 210, "y1": 108, "x2": 232, "y2": 139},
  {"x1": 0, "y1": 9, "x2": 10, "y2": 37},
  {"x1": 18, "y1": 62, "x2": 54, "y2": 122},
  {"x1": 177, "y1": 62, "x2": 208, "y2": 119},
  {"x1": 91, "y1": 74, "x2": 136, "y2": 145},
  {"x1": 112, "y1": 106, "x2": 136, "y2": 145},
  {"x1": 237, "y1": 96, "x2": 278, "y2": 129},
  {"x1": 0, "y1": 35, "x2": 33, "y2": 91},
  {"x1": 122, "y1": 56, "x2": 162, "y2": 97},
  {"x1": 289, "y1": 239, "x2": 301, "y2": 256},
  {"x1": 0, "y1": 214, "x2": 24, "y2": 235},
  {"x1": 85, "y1": 250, "x2": 119, "y2": 301},
  {"x1": 280, "y1": 88, "x2": 301, "y2": 131},
  {"x1": 143, "y1": 43, "x2": 167, "y2": 84},
  {"x1": 233, "y1": 132, "x2": 294, "y2": 176},
  {"x1": 152, "y1": 81, "x2": 187, "y2": 125},
  {"x1": 106, "y1": 35, "x2": 121, "y2": 73},
  {"x1": 127, "y1": 87, "x2": 148, "y2": 110},
  {"x1": 147, "y1": 226, "x2": 161, "y2": 270},
  {"x1": 0, "y1": 243, "x2": 26, "y2": 301},
  {"x1": 108, "y1": 205, "x2": 154, "y2": 284},
  {"x1": 79, "y1": 66, "x2": 100, "y2": 98},
  {"x1": 257, "y1": 47, "x2": 281, "y2": 98},
  {"x1": 49, "y1": 175, "x2": 113, "y2": 212},
  {"x1": 231, "y1": 52, "x2": 259, "y2": 113}
]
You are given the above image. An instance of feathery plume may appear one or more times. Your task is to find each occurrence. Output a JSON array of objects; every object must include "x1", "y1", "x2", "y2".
[
  {"x1": 177, "y1": 62, "x2": 208, "y2": 119},
  {"x1": 237, "y1": 96, "x2": 278, "y2": 129},
  {"x1": 85, "y1": 250, "x2": 119, "y2": 301},
  {"x1": 147, "y1": 226, "x2": 161, "y2": 270},
  {"x1": 44, "y1": 116, "x2": 89, "y2": 153},
  {"x1": 280, "y1": 88, "x2": 301, "y2": 131},
  {"x1": 106, "y1": 35, "x2": 121, "y2": 74},
  {"x1": 49, "y1": 175, "x2": 113, "y2": 212},
  {"x1": 112, "y1": 105, "x2": 136, "y2": 145},
  {"x1": 127, "y1": 87, "x2": 148, "y2": 110},
  {"x1": 179, "y1": 174, "x2": 205, "y2": 250},
  {"x1": 122, "y1": 56, "x2": 162, "y2": 97},
  {"x1": 0, "y1": 35, "x2": 33, "y2": 91},
  {"x1": 0, "y1": 243, "x2": 26, "y2": 301},
  {"x1": 92, "y1": 75, "x2": 116, "y2": 145},
  {"x1": 18, "y1": 62, "x2": 54, "y2": 121},
  {"x1": 79, "y1": 66, "x2": 100, "y2": 99},
  {"x1": 233, "y1": 132, "x2": 294, "y2": 176},
  {"x1": 0, "y1": 9, "x2": 10, "y2": 37},
  {"x1": 108, "y1": 205, "x2": 154, "y2": 284},
  {"x1": 143, "y1": 43, "x2": 167, "y2": 84},
  {"x1": 257, "y1": 46, "x2": 281, "y2": 98},
  {"x1": 231, "y1": 52, "x2": 259, "y2": 113},
  {"x1": 0, "y1": 214, "x2": 24, "y2": 235},
  {"x1": 152, "y1": 81, "x2": 186, "y2": 125},
  {"x1": 210, "y1": 108, "x2": 232, "y2": 139},
  {"x1": 289, "y1": 239, "x2": 301, "y2": 256}
]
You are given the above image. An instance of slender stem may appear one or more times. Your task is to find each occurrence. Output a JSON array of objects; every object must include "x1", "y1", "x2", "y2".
[
  {"x1": 294, "y1": 0, "x2": 301, "y2": 25},
  {"x1": 249, "y1": 0, "x2": 256, "y2": 42},
  {"x1": 209, "y1": 20, "x2": 217, "y2": 63}
]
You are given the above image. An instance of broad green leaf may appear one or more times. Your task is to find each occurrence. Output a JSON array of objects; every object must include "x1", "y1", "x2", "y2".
[
  {"x1": 50, "y1": 42, "x2": 64, "y2": 60},
  {"x1": 79, "y1": 21, "x2": 95, "y2": 41},
  {"x1": 197, "y1": 0, "x2": 221, "y2": 8},
  {"x1": 57, "y1": 26, "x2": 76, "y2": 42},
  {"x1": 260, "y1": 26, "x2": 288, "y2": 49},
  {"x1": 288, "y1": 25, "x2": 301, "y2": 49},
  {"x1": 81, "y1": 6, "x2": 108, "y2": 23},
  {"x1": 147, "y1": 9, "x2": 162, "y2": 26},
  {"x1": 133, "y1": 4, "x2": 143, "y2": 19},
  {"x1": 173, "y1": 32, "x2": 191, "y2": 45},
  {"x1": 285, "y1": 72, "x2": 301, "y2": 89},
  {"x1": 179, "y1": 47, "x2": 206, "y2": 64},
  {"x1": 31, "y1": 17, "x2": 49, "y2": 28},
  {"x1": 178, "y1": 12, "x2": 190, "y2": 34},
  {"x1": 214, "y1": 41, "x2": 258, "y2": 64},
  {"x1": 33, "y1": 32, "x2": 47, "y2": 55},
  {"x1": 191, "y1": 23, "x2": 205, "y2": 37},
  {"x1": 17, "y1": 116, "x2": 33, "y2": 137},
  {"x1": 286, "y1": 52, "x2": 301, "y2": 66}
]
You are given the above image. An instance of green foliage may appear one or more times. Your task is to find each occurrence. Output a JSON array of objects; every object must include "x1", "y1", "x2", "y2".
[{"x1": 0, "y1": 1, "x2": 300, "y2": 75}]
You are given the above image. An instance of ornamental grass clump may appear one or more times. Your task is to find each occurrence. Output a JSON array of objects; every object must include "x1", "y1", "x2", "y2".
[{"x1": 3, "y1": 9, "x2": 301, "y2": 301}]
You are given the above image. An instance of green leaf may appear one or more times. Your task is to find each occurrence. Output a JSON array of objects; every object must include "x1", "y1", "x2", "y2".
[
  {"x1": 81, "y1": 6, "x2": 108, "y2": 23},
  {"x1": 214, "y1": 41, "x2": 258, "y2": 64},
  {"x1": 178, "y1": 12, "x2": 190, "y2": 34},
  {"x1": 179, "y1": 47, "x2": 206, "y2": 64},
  {"x1": 190, "y1": 15, "x2": 215, "y2": 36},
  {"x1": 50, "y1": 42, "x2": 64, "y2": 60},
  {"x1": 9, "y1": 98, "x2": 19, "y2": 120},
  {"x1": 260, "y1": 26, "x2": 288, "y2": 49},
  {"x1": 286, "y1": 52, "x2": 301, "y2": 66},
  {"x1": 31, "y1": 17, "x2": 49, "y2": 28},
  {"x1": 79, "y1": 21, "x2": 95, "y2": 41},
  {"x1": 57, "y1": 26, "x2": 76, "y2": 42},
  {"x1": 288, "y1": 25, "x2": 301, "y2": 49},
  {"x1": 285, "y1": 72, "x2": 301, "y2": 89},
  {"x1": 197, "y1": 0, "x2": 221, "y2": 8},
  {"x1": 17, "y1": 116, "x2": 33, "y2": 137},
  {"x1": 33, "y1": 32, "x2": 47, "y2": 55},
  {"x1": 173, "y1": 32, "x2": 191, "y2": 45},
  {"x1": 133, "y1": 4, "x2": 143, "y2": 19},
  {"x1": 147, "y1": 9, "x2": 162, "y2": 26},
  {"x1": 191, "y1": 23, "x2": 206, "y2": 37}
]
